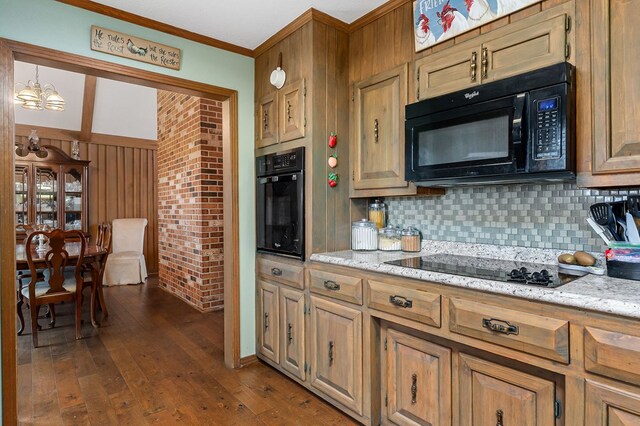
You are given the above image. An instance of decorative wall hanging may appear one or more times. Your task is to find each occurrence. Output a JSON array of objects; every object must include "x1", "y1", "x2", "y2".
[
  {"x1": 413, "y1": 0, "x2": 542, "y2": 52},
  {"x1": 270, "y1": 53, "x2": 286, "y2": 89},
  {"x1": 91, "y1": 26, "x2": 182, "y2": 70}
]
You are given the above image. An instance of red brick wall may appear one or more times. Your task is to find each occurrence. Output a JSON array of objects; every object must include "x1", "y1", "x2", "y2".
[{"x1": 156, "y1": 91, "x2": 224, "y2": 311}]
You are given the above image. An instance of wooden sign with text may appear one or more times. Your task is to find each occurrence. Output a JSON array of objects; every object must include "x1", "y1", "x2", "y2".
[{"x1": 90, "y1": 26, "x2": 181, "y2": 70}]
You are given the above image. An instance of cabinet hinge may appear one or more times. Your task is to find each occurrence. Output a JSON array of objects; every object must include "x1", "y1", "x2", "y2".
[
  {"x1": 303, "y1": 82, "x2": 307, "y2": 97},
  {"x1": 352, "y1": 89, "x2": 355, "y2": 102},
  {"x1": 303, "y1": 304, "x2": 307, "y2": 315},
  {"x1": 304, "y1": 362, "x2": 308, "y2": 373},
  {"x1": 565, "y1": 15, "x2": 571, "y2": 32},
  {"x1": 416, "y1": 88, "x2": 420, "y2": 101},
  {"x1": 554, "y1": 400, "x2": 561, "y2": 418},
  {"x1": 384, "y1": 337, "x2": 387, "y2": 351},
  {"x1": 565, "y1": 43, "x2": 571, "y2": 59},
  {"x1": 385, "y1": 394, "x2": 388, "y2": 407},
  {"x1": 416, "y1": 71, "x2": 420, "y2": 81},
  {"x1": 304, "y1": 117, "x2": 307, "y2": 128}
]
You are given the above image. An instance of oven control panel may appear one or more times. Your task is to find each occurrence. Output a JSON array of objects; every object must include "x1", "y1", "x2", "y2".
[
  {"x1": 256, "y1": 147, "x2": 305, "y2": 177},
  {"x1": 533, "y1": 97, "x2": 561, "y2": 160}
]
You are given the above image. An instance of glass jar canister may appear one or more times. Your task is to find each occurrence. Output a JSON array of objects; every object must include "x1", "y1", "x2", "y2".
[
  {"x1": 378, "y1": 225, "x2": 402, "y2": 251},
  {"x1": 401, "y1": 226, "x2": 422, "y2": 252},
  {"x1": 368, "y1": 199, "x2": 387, "y2": 229},
  {"x1": 351, "y1": 219, "x2": 378, "y2": 251}
]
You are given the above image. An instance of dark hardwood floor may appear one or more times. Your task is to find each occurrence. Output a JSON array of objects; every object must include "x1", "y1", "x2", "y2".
[{"x1": 17, "y1": 277, "x2": 358, "y2": 425}]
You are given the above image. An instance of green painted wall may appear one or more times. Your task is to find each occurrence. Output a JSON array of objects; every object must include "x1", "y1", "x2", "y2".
[{"x1": 0, "y1": 0, "x2": 257, "y2": 409}]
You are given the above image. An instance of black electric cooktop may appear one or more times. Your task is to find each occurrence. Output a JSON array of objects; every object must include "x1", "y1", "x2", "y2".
[{"x1": 385, "y1": 254, "x2": 584, "y2": 288}]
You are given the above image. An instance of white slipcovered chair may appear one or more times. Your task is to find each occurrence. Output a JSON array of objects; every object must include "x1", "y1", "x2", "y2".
[{"x1": 104, "y1": 218, "x2": 148, "y2": 285}]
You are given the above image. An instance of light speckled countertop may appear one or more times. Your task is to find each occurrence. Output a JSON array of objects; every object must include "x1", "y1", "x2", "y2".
[{"x1": 309, "y1": 240, "x2": 640, "y2": 320}]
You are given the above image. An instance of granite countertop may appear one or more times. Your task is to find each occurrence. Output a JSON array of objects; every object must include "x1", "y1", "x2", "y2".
[{"x1": 309, "y1": 240, "x2": 640, "y2": 320}]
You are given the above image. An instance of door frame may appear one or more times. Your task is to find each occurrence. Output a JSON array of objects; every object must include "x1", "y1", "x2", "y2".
[{"x1": 0, "y1": 38, "x2": 242, "y2": 424}]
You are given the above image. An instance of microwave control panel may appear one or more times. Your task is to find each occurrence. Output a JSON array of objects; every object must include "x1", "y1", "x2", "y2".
[{"x1": 533, "y1": 97, "x2": 561, "y2": 160}]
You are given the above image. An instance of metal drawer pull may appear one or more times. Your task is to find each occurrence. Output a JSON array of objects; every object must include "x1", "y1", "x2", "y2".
[
  {"x1": 287, "y1": 323, "x2": 293, "y2": 344},
  {"x1": 287, "y1": 100, "x2": 292, "y2": 121},
  {"x1": 389, "y1": 295, "x2": 413, "y2": 308},
  {"x1": 263, "y1": 111, "x2": 269, "y2": 130},
  {"x1": 482, "y1": 318, "x2": 519, "y2": 335},
  {"x1": 264, "y1": 312, "x2": 269, "y2": 330},
  {"x1": 271, "y1": 267, "x2": 282, "y2": 276},
  {"x1": 481, "y1": 47, "x2": 489, "y2": 78},
  {"x1": 323, "y1": 280, "x2": 340, "y2": 291},
  {"x1": 496, "y1": 409, "x2": 504, "y2": 426},
  {"x1": 328, "y1": 341, "x2": 334, "y2": 366},
  {"x1": 470, "y1": 51, "x2": 477, "y2": 81},
  {"x1": 411, "y1": 373, "x2": 418, "y2": 404},
  {"x1": 374, "y1": 119, "x2": 379, "y2": 143}
]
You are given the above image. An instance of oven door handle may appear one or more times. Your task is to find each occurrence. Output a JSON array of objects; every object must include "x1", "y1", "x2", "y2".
[{"x1": 257, "y1": 173, "x2": 301, "y2": 184}]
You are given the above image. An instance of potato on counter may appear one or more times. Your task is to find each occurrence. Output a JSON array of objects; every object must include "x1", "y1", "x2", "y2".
[
  {"x1": 558, "y1": 253, "x2": 577, "y2": 265},
  {"x1": 574, "y1": 251, "x2": 596, "y2": 266}
]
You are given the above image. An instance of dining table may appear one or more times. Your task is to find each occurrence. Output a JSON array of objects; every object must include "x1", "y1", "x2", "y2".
[{"x1": 15, "y1": 242, "x2": 108, "y2": 329}]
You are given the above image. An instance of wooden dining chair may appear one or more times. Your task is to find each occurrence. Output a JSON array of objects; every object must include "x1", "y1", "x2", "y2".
[
  {"x1": 82, "y1": 222, "x2": 112, "y2": 325},
  {"x1": 22, "y1": 229, "x2": 86, "y2": 347}
]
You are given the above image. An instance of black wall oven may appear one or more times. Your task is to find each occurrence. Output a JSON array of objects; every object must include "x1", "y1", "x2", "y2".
[
  {"x1": 256, "y1": 147, "x2": 304, "y2": 259},
  {"x1": 405, "y1": 63, "x2": 575, "y2": 186}
]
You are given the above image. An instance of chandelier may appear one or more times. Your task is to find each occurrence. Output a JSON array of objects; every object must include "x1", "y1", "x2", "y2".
[{"x1": 14, "y1": 65, "x2": 65, "y2": 111}]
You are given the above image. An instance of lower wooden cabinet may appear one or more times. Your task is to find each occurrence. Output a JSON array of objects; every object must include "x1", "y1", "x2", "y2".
[
  {"x1": 458, "y1": 353, "x2": 556, "y2": 426},
  {"x1": 384, "y1": 328, "x2": 451, "y2": 426},
  {"x1": 310, "y1": 296, "x2": 363, "y2": 415},
  {"x1": 585, "y1": 380, "x2": 640, "y2": 425},
  {"x1": 280, "y1": 286, "x2": 306, "y2": 380},
  {"x1": 257, "y1": 279, "x2": 279, "y2": 364}
]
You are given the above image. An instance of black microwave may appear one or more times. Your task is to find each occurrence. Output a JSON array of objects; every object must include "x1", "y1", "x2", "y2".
[{"x1": 405, "y1": 63, "x2": 575, "y2": 186}]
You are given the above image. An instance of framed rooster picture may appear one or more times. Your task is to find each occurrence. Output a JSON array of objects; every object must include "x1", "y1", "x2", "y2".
[{"x1": 413, "y1": 0, "x2": 541, "y2": 52}]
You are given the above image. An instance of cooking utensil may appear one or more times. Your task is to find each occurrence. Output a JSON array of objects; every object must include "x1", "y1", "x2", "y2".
[
  {"x1": 558, "y1": 262, "x2": 605, "y2": 275},
  {"x1": 626, "y1": 212, "x2": 640, "y2": 244},
  {"x1": 590, "y1": 203, "x2": 623, "y2": 241},
  {"x1": 617, "y1": 217, "x2": 629, "y2": 242},
  {"x1": 586, "y1": 217, "x2": 611, "y2": 245}
]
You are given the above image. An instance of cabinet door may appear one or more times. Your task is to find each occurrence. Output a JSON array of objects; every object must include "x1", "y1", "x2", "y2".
[
  {"x1": 481, "y1": 13, "x2": 568, "y2": 84},
  {"x1": 257, "y1": 93, "x2": 278, "y2": 148},
  {"x1": 586, "y1": 380, "x2": 640, "y2": 425},
  {"x1": 353, "y1": 64, "x2": 408, "y2": 191},
  {"x1": 278, "y1": 79, "x2": 306, "y2": 143},
  {"x1": 280, "y1": 286, "x2": 305, "y2": 380},
  {"x1": 415, "y1": 43, "x2": 479, "y2": 100},
  {"x1": 385, "y1": 328, "x2": 451, "y2": 426},
  {"x1": 590, "y1": 0, "x2": 640, "y2": 175},
  {"x1": 257, "y1": 280, "x2": 279, "y2": 364},
  {"x1": 15, "y1": 165, "x2": 30, "y2": 226},
  {"x1": 309, "y1": 296, "x2": 363, "y2": 415},
  {"x1": 458, "y1": 354, "x2": 556, "y2": 426}
]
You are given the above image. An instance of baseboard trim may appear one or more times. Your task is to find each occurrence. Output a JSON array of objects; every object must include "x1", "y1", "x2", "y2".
[{"x1": 240, "y1": 355, "x2": 258, "y2": 367}]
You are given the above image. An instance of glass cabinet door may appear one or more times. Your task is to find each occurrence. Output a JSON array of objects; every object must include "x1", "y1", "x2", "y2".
[
  {"x1": 15, "y1": 165, "x2": 29, "y2": 225},
  {"x1": 35, "y1": 166, "x2": 58, "y2": 228},
  {"x1": 64, "y1": 167, "x2": 83, "y2": 230}
]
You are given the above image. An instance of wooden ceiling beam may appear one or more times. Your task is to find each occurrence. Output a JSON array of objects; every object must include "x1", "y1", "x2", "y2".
[
  {"x1": 15, "y1": 124, "x2": 157, "y2": 150},
  {"x1": 79, "y1": 75, "x2": 96, "y2": 142}
]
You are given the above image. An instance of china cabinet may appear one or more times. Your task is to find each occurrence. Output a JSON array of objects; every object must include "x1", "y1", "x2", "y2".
[{"x1": 15, "y1": 145, "x2": 89, "y2": 239}]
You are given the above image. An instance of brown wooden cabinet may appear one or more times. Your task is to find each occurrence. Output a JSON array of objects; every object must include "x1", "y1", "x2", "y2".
[
  {"x1": 257, "y1": 93, "x2": 278, "y2": 148},
  {"x1": 458, "y1": 353, "x2": 556, "y2": 426},
  {"x1": 309, "y1": 295, "x2": 363, "y2": 415},
  {"x1": 257, "y1": 279, "x2": 279, "y2": 364},
  {"x1": 15, "y1": 145, "x2": 89, "y2": 235},
  {"x1": 585, "y1": 380, "x2": 640, "y2": 425},
  {"x1": 384, "y1": 327, "x2": 451, "y2": 426},
  {"x1": 352, "y1": 64, "x2": 408, "y2": 193},
  {"x1": 415, "y1": 3, "x2": 572, "y2": 101},
  {"x1": 577, "y1": 0, "x2": 640, "y2": 187},
  {"x1": 279, "y1": 286, "x2": 306, "y2": 380},
  {"x1": 256, "y1": 79, "x2": 306, "y2": 148}
]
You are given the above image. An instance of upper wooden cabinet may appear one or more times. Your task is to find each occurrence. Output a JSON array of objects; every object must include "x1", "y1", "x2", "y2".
[
  {"x1": 257, "y1": 93, "x2": 278, "y2": 148},
  {"x1": 256, "y1": 79, "x2": 306, "y2": 148},
  {"x1": 352, "y1": 64, "x2": 408, "y2": 193},
  {"x1": 415, "y1": 3, "x2": 572, "y2": 101},
  {"x1": 577, "y1": 0, "x2": 640, "y2": 187}
]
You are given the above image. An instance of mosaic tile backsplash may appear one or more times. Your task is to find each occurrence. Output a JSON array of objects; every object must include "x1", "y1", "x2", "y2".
[{"x1": 385, "y1": 183, "x2": 640, "y2": 254}]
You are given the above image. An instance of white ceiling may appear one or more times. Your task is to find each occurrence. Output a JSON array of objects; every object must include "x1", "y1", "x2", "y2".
[
  {"x1": 90, "y1": 0, "x2": 389, "y2": 49},
  {"x1": 14, "y1": 61, "x2": 158, "y2": 140}
]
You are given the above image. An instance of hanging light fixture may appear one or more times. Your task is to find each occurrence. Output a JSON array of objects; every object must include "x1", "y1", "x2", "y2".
[{"x1": 14, "y1": 65, "x2": 65, "y2": 111}]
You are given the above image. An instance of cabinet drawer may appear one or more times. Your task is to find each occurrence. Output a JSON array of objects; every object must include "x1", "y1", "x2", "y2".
[
  {"x1": 449, "y1": 298, "x2": 569, "y2": 363},
  {"x1": 308, "y1": 269, "x2": 363, "y2": 305},
  {"x1": 367, "y1": 280, "x2": 441, "y2": 327},
  {"x1": 257, "y1": 258, "x2": 304, "y2": 289},
  {"x1": 585, "y1": 327, "x2": 640, "y2": 387}
]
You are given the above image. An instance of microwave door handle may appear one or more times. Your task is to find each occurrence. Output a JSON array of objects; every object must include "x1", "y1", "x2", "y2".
[{"x1": 512, "y1": 94, "x2": 526, "y2": 143}]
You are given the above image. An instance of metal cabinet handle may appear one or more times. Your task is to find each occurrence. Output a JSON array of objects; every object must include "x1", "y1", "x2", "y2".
[
  {"x1": 323, "y1": 280, "x2": 340, "y2": 291},
  {"x1": 328, "y1": 341, "x2": 334, "y2": 366},
  {"x1": 411, "y1": 373, "x2": 418, "y2": 405},
  {"x1": 481, "y1": 47, "x2": 489, "y2": 79},
  {"x1": 374, "y1": 119, "x2": 379, "y2": 143},
  {"x1": 470, "y1": 51, "x2": 477, "y2": 81},
  {"x1": 264, "y1": 312, "x2": 269, "y2": 330},
  {"x1": 263, "y1": 111, "x2": 269, "y2": 130},
  {"x1": 271, "y1": 267, "x2": 282, "y2": 276},
  {"x1": 389, "y1": 295, "x2": 413, "y2": 308},
  {"x1": 287, "y1": 323, "x2": 293, "y2": 344},
  {"x1": 496, "y1": 409, "x2": 504, "y2": 426},
  {"x1": 482, "y1": 318, "x2": 519, "y2": 335},
  {"x1": 287, "y1": 100, "x2": 292, "y2": 121}
]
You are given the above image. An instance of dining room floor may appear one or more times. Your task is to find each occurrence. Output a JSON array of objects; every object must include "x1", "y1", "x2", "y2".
[{"x1": 17, "y1": 276, "x2": 358, "y2": 425}]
